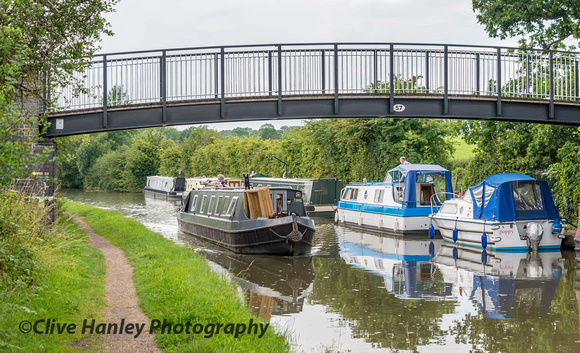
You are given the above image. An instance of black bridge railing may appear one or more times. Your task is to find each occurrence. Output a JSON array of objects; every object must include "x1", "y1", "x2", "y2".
[{"x1": 53, "y1": 42, "x2": 580, "y2": 121}]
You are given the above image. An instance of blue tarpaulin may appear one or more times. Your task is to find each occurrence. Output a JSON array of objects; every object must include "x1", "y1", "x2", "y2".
[
  {"x1": 386, "y1": 164, "x2": 453, "y2": 208},
  {"x1": 468, "y1": 173, "x2": 560, "y2": 222}
]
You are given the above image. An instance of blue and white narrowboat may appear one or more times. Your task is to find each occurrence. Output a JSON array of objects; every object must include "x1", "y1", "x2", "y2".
[
  {"x1": 335, "y1": 164, "x2": 453, "y2": 234},
  {"x1": 430, "y1": 173, "x2": 565, "y2": 251}
]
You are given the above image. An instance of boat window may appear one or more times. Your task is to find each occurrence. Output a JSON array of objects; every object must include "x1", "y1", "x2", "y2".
[
  {"x1": 191, "y1": 195, "x2": 198, "y2": 213},
  {"x1": 342, "y1": 188, "x2": 351, "y2": 200},
  {"x1": 471, "y1": 185, "x2": 484, "y2": 207},
  {"x1": 415, "y1": 174, "x2": 434, "y2": 183},
  {"x1": 513, "y1": 181, "x2": 543, "y2": 211},
  {"x1": 350, "y1": 188, "x2": 359, "y2": 200},
  {"x1": 216, "y1": 196, "x2": 225, "y2": 215},
  {"x1": 484, "y1": 185, "x2": 495, "y2": 207},
  {"x1": 373, "y1": 189, "x2": 384, "y2": 203},
  {"x1": 275, "y1": 194, "x2": 284, "y2": 213},
  {"x1": 364, "y1": 190, "x2": 368, "y2": 199},
  {"x1": 208, "y1": 196, "x2": 217, "y2": 215},
  {"x1": 386, "y1": 171, "x2": 403, "y2": 183},
  {"x1": 393, "y1": 186, "x2": 403, "y2": 204},
  {"x1": 440, "y1": 203, "x2": 457, "y2": 214},
  {"x1": 199, "y1": 195, "x2": 208, "y2": 214},
  {"x1": 225, "y1": 196, "x2": 238, "y2": 217}
]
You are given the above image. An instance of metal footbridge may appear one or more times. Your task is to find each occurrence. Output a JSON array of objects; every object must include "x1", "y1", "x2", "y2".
[{"x1": 46, "y1": 42, "x2": 580, "y2": 136}]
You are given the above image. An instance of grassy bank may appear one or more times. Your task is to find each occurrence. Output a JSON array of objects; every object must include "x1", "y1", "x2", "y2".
[
  {"x1": 448, "y1": 136, "x2": 476, "y2": 164},
  {"x1": 0, "y1": 197, "x2": 106, "y2": 352},
  {"x1": 63, "y1": 201, "x2": 290, "y2": 353}
]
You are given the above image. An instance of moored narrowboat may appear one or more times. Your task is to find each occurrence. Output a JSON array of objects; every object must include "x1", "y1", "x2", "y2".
[
  {"x1": 144, "y1": 176, "x2": 186, "y2": 201},
  {"x1": 250, "y1": 176, "x2": 343, "y2": 218},
  {"x1": 177, "y1": 186, "x2": 315, "y2": 255}
]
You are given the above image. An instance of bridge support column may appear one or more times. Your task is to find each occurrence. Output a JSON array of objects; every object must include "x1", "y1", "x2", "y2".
[{"x1": 13, "y1": 94, "x2": 58, "y2": 223}]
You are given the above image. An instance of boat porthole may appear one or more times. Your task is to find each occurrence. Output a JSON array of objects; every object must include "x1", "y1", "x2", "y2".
[
  {"x1": 364, "y1": 191, "x2": 368, "y2": 199},
  {"x1": 459, "y1": 207, "x2": 464, "y2": 215}
]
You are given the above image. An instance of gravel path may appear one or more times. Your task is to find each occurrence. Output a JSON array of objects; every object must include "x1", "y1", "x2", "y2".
[{"x1": 70, "y1": 214, "x2": 162, "y2": 353}]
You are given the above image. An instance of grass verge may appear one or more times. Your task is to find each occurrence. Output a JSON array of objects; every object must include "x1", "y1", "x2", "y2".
[
  {"x1": 447, "y1": 136, "x2": 476, "y2": 163},
  {"x1": 63, "y1": 200, "x2": 290, "y2": 353},
  {"x1": 0, "y1": 199, "x2": 106, "y2": 352}
]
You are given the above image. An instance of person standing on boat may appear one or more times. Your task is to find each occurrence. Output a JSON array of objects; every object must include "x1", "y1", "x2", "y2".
[
  {"x1": 400, "y1": 156, "x2": 410, "y2": 164},
  {"x1": 217, "y1": 174, "x2": 229, "y2": 187}
]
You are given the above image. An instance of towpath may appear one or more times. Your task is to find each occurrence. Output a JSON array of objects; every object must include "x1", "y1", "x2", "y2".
[{"x1": 69, "y1": 214, "x2": 162, "y2": 353}]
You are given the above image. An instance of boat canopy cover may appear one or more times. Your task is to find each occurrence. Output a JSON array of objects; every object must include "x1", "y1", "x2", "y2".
[
  {"x1": 385, "y1": 164, "x2": 453, "y2": 207},
  {"x1": 468, "y1": 173, "x2": 560, "y2": 222}
]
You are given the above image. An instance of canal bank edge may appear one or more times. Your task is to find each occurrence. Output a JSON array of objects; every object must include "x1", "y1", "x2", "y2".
[{"x1": 63, "y1": 201, "x2": 291, "y2": 353}]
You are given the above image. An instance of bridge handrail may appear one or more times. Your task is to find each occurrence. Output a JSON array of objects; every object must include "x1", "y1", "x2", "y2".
[{"x1": 51, "y1": 42, "x2": 580, "y2": 122}]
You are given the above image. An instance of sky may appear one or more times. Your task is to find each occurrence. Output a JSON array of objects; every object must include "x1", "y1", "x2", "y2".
[{"x1": 98, "y1": 0, "x2": 521, "y2": 131}]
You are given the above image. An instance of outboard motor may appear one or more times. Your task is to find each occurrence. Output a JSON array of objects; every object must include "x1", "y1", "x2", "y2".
[{"x1": 526, "y1": 222, "x2": 544, "y2": 251}]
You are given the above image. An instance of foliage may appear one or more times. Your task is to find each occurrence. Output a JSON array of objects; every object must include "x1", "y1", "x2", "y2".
[
  {"x1": 258, "y1": 123, "x2": 281, "y2": 139},
  {"x1": 1, "y1": 0, "x2": 117, "y2": 186},
  {"x1": 472, "y1": 0, "x2": 580, "y2": 49},
  {"x1": 106, "y1": 85, "x2": 131, "y2": 106},
  {"x1": 1, "y1": 0, "x2": 117, "y2": 99},
  {"x1": 283, "y1": 118, "x2": 454, "y2": 183},
  {"x1": 364, "y1": 76, "x2": 434, "y2": 94},
  {"x1": 189, "y1": 136, "x2": 284, "y2": 178},
  {"x1": 158, "y1": 140, "x2": 182, "y2": 177},
  {"x1": 0, "y1": 198, "x2": 106, "y2": 351},
  {"x1": 123, "y1": 130, "x2": 167, "y2": 190}
]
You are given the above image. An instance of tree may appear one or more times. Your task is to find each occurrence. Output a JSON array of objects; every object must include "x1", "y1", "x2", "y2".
[
  {"x1": 107, "y1": 85, "x2": 131, "y2": 106},
  {"x1": 0, "y1": 0, "x2": 117, "y2": 186},
  {"x1": 472, "y1": 0, "x2": 580, "y2": 49},
  {"x1": 2, "y1": 0, "x2": 118, "y2": 98},
  {"x1": 258, "y1": 123, "x2": 281, "y2": 140}
]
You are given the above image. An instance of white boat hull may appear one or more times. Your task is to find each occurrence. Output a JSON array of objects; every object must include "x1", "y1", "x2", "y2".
[
  {"x1": 431, "y1": 215, "x2": 562, "y2": 251},
  {"x1": 336, "y1": 208, "x2": 434, "y2": 234}
]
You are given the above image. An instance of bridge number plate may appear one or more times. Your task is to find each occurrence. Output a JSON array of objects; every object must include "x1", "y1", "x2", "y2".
[
  {"x1": 393, "y1": 104, "x2": 406, "y2": 112},
  {"x1": 56, "y1": 119, "x2": 64, "y2": 130}
]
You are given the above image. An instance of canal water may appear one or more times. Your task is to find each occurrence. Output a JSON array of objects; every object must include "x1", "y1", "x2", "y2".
[{"x1": 62, "y1": 190, "x2": 580, "y2": 353}]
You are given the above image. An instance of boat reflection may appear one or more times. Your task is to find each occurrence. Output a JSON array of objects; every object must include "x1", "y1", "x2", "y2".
[
  {"x1": 433, "y1": 244, "x2": 567, "y2": 319},
  {"x1": 199, "y1": 250, "x2": 315, "y2": 320},
  {"x1": 335, "y1": 225, "x2": 450, "y2": 299}
]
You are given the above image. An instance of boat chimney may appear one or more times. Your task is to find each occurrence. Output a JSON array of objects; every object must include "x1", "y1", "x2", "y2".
[{"x1": 243, "y1": 173, "x2": 251, "y2": 190}]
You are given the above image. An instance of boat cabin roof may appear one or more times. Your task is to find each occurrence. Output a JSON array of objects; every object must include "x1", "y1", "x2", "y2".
[
  {"x1": 467, "y1": 173, "x2": 560, "y2": 222},
  {"x1": 386, "y1": 163, "x2": 450, "y2": 178}
]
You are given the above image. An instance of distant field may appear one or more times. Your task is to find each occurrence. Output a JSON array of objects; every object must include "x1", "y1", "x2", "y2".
[{"x1": 448, "y1": 136, "x2": 476, "y2": 162}]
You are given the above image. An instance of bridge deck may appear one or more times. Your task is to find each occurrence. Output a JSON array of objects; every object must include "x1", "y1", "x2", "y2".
[{"x1": 45, "y1": 43, "x2": 580, "y2": 136}]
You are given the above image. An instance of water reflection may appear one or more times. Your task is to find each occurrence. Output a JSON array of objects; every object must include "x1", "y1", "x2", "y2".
[
  {"x1": 306, "y1": 224, "x2": 457, "y2": 352},
  {"x1": 335, "y1": 225, "x2": 451, "y2": 299},
  {"x1": 202, "y1": 250, "x2": 315, "y2": 320},
  {"x1": 61, "y1": 190, "x2": 580, "y2": 352},
  {"x1": 434, "y1": 245, "x2": 566, "y2": 319}
]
